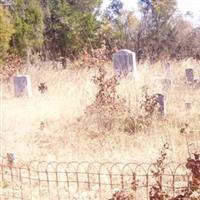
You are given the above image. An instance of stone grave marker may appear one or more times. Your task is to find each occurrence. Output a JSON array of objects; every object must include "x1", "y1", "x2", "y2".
[
  {"x1": 185, "y1": 102, "x2": 192, "y2": 111},
  {"x1": 185, "y1": 68, "x2": 194, "y2": 83},
  {"x1": 162, "y1": 79, "x2": 172, "y2": 91},
  {"x1": 13, "y1": 75, "x2": 32, "y2": 97},
  {"x1": 194, "y1": 80, "x2": 200, "y2": 90},
  {"x1": 113, "y1": 49, "x2": 137, "y2": 78},
  {"x1": 153, "y1": 93, "x2": 165, "y2": 115},
  {"x1": 164, "y1": 62, "x2": 171, "y2": 77}
]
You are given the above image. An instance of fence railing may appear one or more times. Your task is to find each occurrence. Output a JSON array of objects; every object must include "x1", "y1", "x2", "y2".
[{"x1": 0, "y1": 156, "x2": 191, "y2": 200}]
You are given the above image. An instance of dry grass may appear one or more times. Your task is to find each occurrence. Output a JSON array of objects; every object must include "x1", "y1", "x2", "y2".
[{"x1": 1, "y1": 59, "x2": 200, "y2": 164}]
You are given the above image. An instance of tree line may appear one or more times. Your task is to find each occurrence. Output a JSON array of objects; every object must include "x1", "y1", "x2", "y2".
[{"x1": 0, "y1": 0, "x2": 200, "y2": 66}]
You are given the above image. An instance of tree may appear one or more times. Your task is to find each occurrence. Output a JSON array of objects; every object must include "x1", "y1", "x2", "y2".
[
  {"x1": 11, "y1": 0, "x2": 44, "y2": 59},
  {"x1": 105, "y1": 0, "x2": 123, "y2": 20},
  {"x1": 137, "y1": 0, "x2": 177, "y2": 61},
  {"x1": 102, "y1": 2, "x2": 139, "y2": 54},
  {"x1": 43, "y1": 0, "x2": 100, "y2": 67},
  {"x1": 0, "y1": 5, "x2": 14, "y2": 56},
  {"x1": 66, "y1": 0, "x2": 102, "y2": 12}
]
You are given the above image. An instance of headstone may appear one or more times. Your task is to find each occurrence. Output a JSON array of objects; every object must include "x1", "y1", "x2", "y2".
[
  {"x1": 164, "y1": 62, "x2": 171, "y2": 77},
  {"x1": 153, "y1": 93, "x2": 165, "y2": 115},
  {"x1": 185, "y1": 68, "x2": 194, "y2": 83},
  {"x1": 113, "y1": 49, "x2": 137, "y2": 78},
  {"x1": 162, "y1": 79, "x2": 171, "y2": 91},
  {"x1": 185, "y1": 102, "x2": 192, "y2": 111},
  {"x1": 194, "y1": 79, "x2": 200, "y2": 89},
  {"x1": 13, "y1": 75, "x2": 32, "y2": 97}
]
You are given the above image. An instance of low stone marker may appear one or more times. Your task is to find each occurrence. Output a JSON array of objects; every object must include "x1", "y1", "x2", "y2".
[
  {"x1": 153, "y1": 93, "x2": 165, "y2": 115},
  {"x1": 185, "y1": 68, "x2": 194, "y2": 83},
  {"x1": 185, "y1": 102, "x2": 192, "y2": 111},
  {"x1": 13, "y1": 75, "x2": 32, "y2": 97},
  {"x1": 193, "y1": 79, "x2": 200, "y2": 90},
  {"x1": 113, "y1": 49, "x2": 137, "y2": 78},
  {"x1": 162, "y1": 79, "x2": 172, "y2": 91},
  {"x1": 164, "y1": 62, "x2": 171, "y2": 77}
]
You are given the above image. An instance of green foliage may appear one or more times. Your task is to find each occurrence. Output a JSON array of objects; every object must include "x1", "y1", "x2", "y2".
[
  {"x1": 136, "y1": 0, "x2": 177, "y2": 60},
  {"x1": 1, "y1": 0, "x2": 200, "y2": 64},
  {"x1": 105, "y1": 0, "x2": 123, "y2": 20},
  {"x1": 45, "y1": 0, "x2": 100, "y2": 59},
  {"x1": 11, "y1": 0, "x2": 44, "y2": 56},
  {"x1": 100, "y1": 11, "x2": 139, "y2": 51},
  {"x1": 67, "y1": 0, "x2": 102, "y2": 12},
  {"x1": 0, "y1": 6, "x2": 14, "y2": 56}
]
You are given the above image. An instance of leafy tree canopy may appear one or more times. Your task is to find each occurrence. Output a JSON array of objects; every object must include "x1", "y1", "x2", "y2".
[
  {"x1": 0, "y1": 5, "x2": 14, "y2": 55},
  {"x1": 11, "y1": 0, "x2": 44, "y2": 56}
]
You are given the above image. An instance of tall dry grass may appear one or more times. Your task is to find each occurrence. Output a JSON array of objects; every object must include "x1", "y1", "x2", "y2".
[{"x1": 1, "y1": 59, "x2": 200, "y2": 164}]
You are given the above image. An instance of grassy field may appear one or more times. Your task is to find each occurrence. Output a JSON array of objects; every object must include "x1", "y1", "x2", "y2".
[{"x1": 1, "y1": 59, "x2": 200, "y2": 165}]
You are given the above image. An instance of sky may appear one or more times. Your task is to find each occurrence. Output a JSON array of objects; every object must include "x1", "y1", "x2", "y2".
[{"x1": 102, "y1": 0, "x2": 200, "y2": 26}]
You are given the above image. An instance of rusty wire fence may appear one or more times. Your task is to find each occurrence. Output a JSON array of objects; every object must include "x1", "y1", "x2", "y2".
[{"x1": 0, "y1": 156, "x2": 192, "y2": 200}]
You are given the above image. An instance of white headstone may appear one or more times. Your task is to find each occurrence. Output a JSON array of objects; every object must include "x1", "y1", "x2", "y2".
[
  {"x1": 13, "y1": 75, "x2": 32, "y2": 97},
  {"x1": 113, "y1": 49, "x2": 137, "y2": 78}
]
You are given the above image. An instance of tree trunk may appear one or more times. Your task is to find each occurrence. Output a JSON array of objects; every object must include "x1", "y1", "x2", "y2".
[{"x1": 61, "y1": 57, "x2": 67, "y2": 69}]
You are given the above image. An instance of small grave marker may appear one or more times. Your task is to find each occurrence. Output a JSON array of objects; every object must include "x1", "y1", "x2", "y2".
[
  {"x1": 153, "y1": 93, "x2": 165, "y2": 115},
  {"x1": 194, "y1": 80, "x2": 200, "y2": 90},
  {"x1": 185, "y1": 102, "x2": 192, "y2": 111},
  {"x1": 185, "y1": 68, "x2": 194, "y2": 83},
  {"x1": 13, "y1": 75, "x2": 32, "y2": 97},
  {"x1": 164, "y1": 62, "x2": 171, "y2": 77},
  {"x1": 162, "y1": 79, "x2": 171, "y2": 91}
]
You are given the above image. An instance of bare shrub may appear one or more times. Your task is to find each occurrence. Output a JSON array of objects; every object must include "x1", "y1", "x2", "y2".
[
  {"x1": 148, "y1": 141, "x2": 200, "y2": 200},
  {"x1": 149, "y1": 143, "x2": 171, "y2": 200},
  {"x1": 85, "y1": 66, "x2": 127, "y2": 131},
  {"x1": 124, "y1": 86, "x2": 158, "y2": 134},
  {"x1": 74, "y1": 42, "x2": 109, "y2": 69},
  {"x1": 0, "y1": 53, "x2": 24, "y2": 82},
  {"x1": 109, "y1": 174, "x2": 137, "y2": 200}
]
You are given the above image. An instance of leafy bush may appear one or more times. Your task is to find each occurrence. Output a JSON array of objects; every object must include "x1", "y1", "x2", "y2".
[{"x1": 0, "y1": 6, "x2": 14, "y2": 56}]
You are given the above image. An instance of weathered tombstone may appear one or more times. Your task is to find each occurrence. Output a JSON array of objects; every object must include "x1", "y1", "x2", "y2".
[
  {"x1": 162, "y1": 79, "x2": 171, "y2": 91},
  {"x1": 13, "y1": 75, "x2": 32, "y2": 97},
  {"x1": 185, "y1": 102, "x2": 192, "y2": 111},
  {"x1": 185, "y1": 68, "x2": 194, "y2": 83},
  {"x1": 164, "y1": 62, "x2": 171, "y2": 77},
  {"x1": 194, "y1": 79, "x2": 200, "y2": 90},
  {"x1": 113, "y1": 49, "x2": 137, "y2": 78},
  {"x1": 153, "y1": 93, "x2": 165, "y2": 115}
]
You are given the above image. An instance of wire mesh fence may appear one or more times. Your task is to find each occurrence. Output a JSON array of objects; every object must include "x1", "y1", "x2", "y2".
[{"x1": 0, "y1": 155, "x2": 192, "y2": 200}]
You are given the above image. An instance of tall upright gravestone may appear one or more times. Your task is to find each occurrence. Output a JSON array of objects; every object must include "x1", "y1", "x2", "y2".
[
  {"x1": 113, "y1": 49, "x2": 138, "y2": 78},
  {"x1": 13, "y1": 75, "x2": 32, "y2": 97}
]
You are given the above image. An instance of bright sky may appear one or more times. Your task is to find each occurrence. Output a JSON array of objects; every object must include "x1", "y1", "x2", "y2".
[{"x1": 102, "y1": 0, "x2": 200, "y2": 26}]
